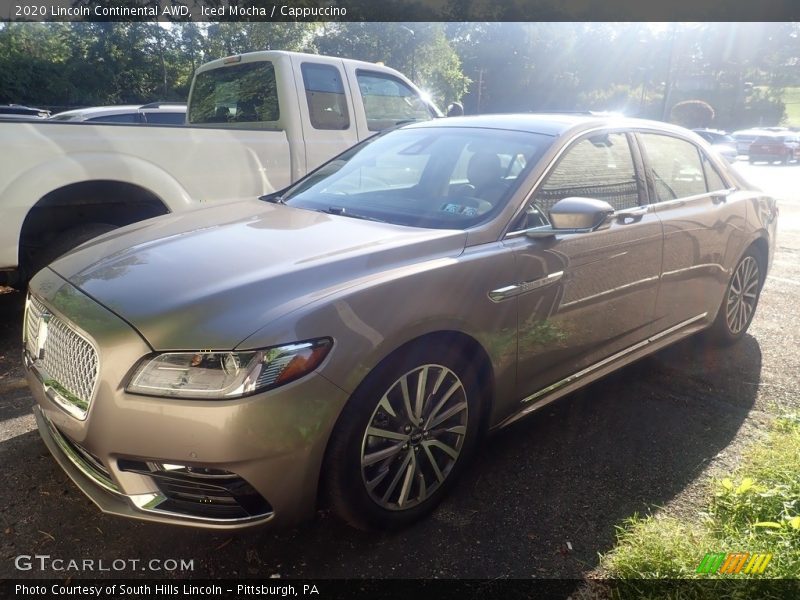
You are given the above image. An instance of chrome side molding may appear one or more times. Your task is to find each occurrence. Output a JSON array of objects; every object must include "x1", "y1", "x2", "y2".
[
  {"x1": 489, "y1": 271, "x2": 564, "y2": 302},
  {"x1": 495, "y1": 312, "x2": 708, "y2": 429}
]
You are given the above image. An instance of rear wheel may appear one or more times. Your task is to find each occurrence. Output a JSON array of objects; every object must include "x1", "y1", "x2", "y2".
[
  {"x1": 323, "y1": 345, "x2": 482, "y2": 530},
  {"x1": 709, "y1": 250, "x2": 763, "y2": 345}
]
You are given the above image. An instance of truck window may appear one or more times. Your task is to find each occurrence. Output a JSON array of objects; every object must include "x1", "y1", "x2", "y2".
[
  {"x1": 355, "y1": 70, "x2": 432, "y2": 131},
  {"x1": 301, "y1": 63, "x2": 350, "y2": 131},
  {"x1": 189, "y1": 61, "x2": 280, "y2": 127},
  {"x1": 88, "y1": 113, "x2": 141, "y2": 123},
  {"x1": 143, "y1": 111, "x2": 186, "y2": 125}
]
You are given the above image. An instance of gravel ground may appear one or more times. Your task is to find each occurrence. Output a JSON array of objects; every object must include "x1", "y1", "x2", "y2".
[{"x1": 0, "y1": 163, "x2": 798, "y2": 580}]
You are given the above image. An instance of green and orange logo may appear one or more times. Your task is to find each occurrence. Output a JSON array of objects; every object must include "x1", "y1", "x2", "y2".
[{"x1": 696, "y1": 552, "x2": 773, "y2": 575}]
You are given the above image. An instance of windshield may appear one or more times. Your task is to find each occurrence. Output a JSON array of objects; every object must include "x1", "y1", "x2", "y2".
[{"x1": 281, "y1": 127, "x2": 553, "y2": 229}]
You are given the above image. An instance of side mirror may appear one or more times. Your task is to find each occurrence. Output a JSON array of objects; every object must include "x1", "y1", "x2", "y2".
[
  {"x1": 446, "y1": 102, "x2": 464, "y2": 117},
  {"x1": 526, "y1": 197, "x2": 614, "y2": 238},
  {"x1": 550, "y1": 197, "x2": 615, "y2": 230}
]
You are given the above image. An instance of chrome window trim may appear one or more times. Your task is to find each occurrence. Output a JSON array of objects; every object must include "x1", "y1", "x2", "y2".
[
  {"x1": 633, "y1": 129, "x2": 738, "y2": 204},
  {"x1": 503, "y1": 125, "x2": 643, "y2": 238}
]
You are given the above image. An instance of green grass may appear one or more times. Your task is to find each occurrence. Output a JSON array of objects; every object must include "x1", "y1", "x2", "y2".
[
  {"x1": 783, "y1": 87, "x2": 800, "y2": 126},
  {"x1": 601, "y1": 415, "x2": 800, "y2": 581}
]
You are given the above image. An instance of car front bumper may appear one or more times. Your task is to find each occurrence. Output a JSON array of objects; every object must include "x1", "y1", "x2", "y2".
[{"x1": 25, "y1": 268, "x2": 349, "y2": 530}]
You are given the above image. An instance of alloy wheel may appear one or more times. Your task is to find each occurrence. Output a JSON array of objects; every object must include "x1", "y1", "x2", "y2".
[
  {"x1": 725, "y1": 256, "x2": 760, "y2": 335},
  {"x1": 360, "y1": 364, "x2": 468, "y2": 511}
]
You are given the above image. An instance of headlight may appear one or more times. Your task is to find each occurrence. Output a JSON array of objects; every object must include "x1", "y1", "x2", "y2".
[{"x1": 126, "y1": 338, "x2": 332, "y2": 399}]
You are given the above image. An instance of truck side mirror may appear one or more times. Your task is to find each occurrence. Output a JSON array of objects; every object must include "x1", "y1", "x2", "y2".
[{"x1": 446, "y1": 102, "x2": 464, "y2": 117}]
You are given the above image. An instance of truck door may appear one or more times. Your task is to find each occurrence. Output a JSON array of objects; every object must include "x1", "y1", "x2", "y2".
[
  {"x1": 290, "y1": 55, "x2": 360, "y2": 173},
  {"x1": 341, "y1": 65, "x2": 434, "y2": 140}
]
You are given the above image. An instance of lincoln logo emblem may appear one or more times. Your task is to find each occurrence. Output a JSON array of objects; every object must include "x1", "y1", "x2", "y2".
[{"x1": 36, "y1": 311, "x2": 51, "y2": 360}]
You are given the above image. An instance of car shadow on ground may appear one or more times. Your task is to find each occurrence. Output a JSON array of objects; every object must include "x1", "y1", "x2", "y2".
[{"x1": 0, "y1": 300, "x2": 761, "y2": 580}]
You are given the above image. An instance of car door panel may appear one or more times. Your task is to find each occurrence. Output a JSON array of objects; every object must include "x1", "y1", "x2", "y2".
[
  {"x1": 505, "y1": 131, "x2": 664, "y2": 403},
  {"x1": 508, "y1": 211, "x2": 662, "y2": 401},
  {"x1": 636, "y1": 132, "x2": 747, "y2": 329}
]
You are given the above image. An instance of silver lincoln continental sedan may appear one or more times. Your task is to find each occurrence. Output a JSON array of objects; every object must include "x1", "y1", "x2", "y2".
[{"x1": 24, "y1": 114, "x2": 777, "y2": 531}]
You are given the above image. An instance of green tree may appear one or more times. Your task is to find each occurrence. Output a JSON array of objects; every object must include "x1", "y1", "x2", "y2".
[{"x1": 315, "y1": 22, "x2": 469, "y2": 109}]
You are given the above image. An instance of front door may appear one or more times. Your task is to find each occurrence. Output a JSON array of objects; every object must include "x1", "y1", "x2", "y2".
[{"x1": 503, "y1": 131, "x2": 664, "y2": 403}]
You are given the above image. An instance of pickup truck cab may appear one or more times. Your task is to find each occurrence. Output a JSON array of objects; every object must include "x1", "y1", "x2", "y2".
[{"x1": 0, "y1": 51, "x2": 437, "y2": 285}]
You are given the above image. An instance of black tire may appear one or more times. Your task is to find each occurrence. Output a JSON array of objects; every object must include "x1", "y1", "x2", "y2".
[
  {"x1": 323, "y1": 343, "x2": 483, "y2": 531},
  {"x1": 27, "y1": 222, "x2": 118, "y2": 278},
  {"x1": 708, "y1": 249, "x2": 764, "y2": 345}
]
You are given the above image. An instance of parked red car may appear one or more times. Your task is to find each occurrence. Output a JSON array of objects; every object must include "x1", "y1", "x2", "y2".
[{"x1": 748, "y1": 134, "x2": 800, "y2": 164}]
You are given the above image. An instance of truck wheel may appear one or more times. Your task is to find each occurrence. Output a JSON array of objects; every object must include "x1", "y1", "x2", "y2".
[
  {"x1": 27, "y1": 223, "x2": 118, "y2": 278},
  {"x1": 323, "y1": 344, "x2": 482, "y2": 531}
]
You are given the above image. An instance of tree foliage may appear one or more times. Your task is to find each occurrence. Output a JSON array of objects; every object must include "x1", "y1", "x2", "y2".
[
  {"x1": 670, "y1": 100, "x2": 716, "y2": 128},
  {"x1": 0, "y1": 22, "x2": 796, "y2": 127}
]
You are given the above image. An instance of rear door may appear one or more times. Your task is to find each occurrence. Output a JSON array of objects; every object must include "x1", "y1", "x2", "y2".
[
  {"x1": 635, "y1": 131, "x2": 746, "y2": 331},
  {"x1": 290, "y1": 55, "x2": 360, "y2": 173}
]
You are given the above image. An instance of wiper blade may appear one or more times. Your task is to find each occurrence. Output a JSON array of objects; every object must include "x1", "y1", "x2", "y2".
[{"x1": 320, "y1": 206, "x2": 386, "y2": 223}]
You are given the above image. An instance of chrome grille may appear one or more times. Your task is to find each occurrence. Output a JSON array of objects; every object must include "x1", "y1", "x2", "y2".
[
  {"x1": 25, "y1": 295, "x2": 99, "y2": 418},
  {"x1": 24, "y1": 295, "x2": 45, "y2": 356}
]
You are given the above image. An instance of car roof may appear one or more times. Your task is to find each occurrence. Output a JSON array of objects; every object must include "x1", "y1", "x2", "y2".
[
  {"x1": 732, "y1": 128, "x2": 775, "y2": 136},
  {"x1": 405, "y1": 113, "x2": 692, "y2": 138},
  {"x1": 51, "y1": 104, "x2": 186, "y2": 120},
  {"x1": 0, "y1": 104, "x2": 50, "y2": 116}
]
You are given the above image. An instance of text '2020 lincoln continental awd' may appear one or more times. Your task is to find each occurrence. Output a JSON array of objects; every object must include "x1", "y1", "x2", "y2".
[{"x1": 24, "y1": 115, "x2": 778, "y2": 531}]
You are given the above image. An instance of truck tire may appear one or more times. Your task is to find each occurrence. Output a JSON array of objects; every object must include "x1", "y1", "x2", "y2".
[{"x1": 27, "y1": 222, "x2": 118, "y2": 278}]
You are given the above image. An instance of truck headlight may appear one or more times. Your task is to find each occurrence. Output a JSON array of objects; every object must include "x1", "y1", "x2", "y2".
[{"x1": 126, "y1": 338, "x2": 332, "y2": 399}]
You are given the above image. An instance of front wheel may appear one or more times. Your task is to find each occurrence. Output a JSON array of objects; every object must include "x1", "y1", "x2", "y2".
[
  {"x1": 709, "y1": 251, "x2": 764, "y2": 345},
  {"x1": 323, "y1": 346, "x2": 482, "y2": 530}
]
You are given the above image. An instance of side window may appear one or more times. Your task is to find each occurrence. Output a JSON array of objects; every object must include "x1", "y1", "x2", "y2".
[
  {"x1": 356, "y1": 70, "x2": 432, "y2": 131},
  {"x1": 639, "y1": 134, "x2": 707, "y2": 201},
  {"x1": 702, "y1": 153, "x2": 727, "y2": 192},
  {"x1": 143, "y1": 111, "x2": 185, "y2": 125},
  {"x1": 89, "y1": 113, "x2": 140, "y2": 123},
  {"x1": 533, "y1": 132, "x2": 640, "y2": 216},
  {"x1": 301, "y1": 63, "x2": 350, "y2": 130}
]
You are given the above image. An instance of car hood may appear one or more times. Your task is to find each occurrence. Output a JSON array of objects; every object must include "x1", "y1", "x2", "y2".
[{"x1": 50, "y1": 200, "x2": 467, "y2": 350}]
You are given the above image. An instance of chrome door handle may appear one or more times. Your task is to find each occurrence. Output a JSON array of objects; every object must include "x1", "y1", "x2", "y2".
[
  {"x1": 615, "y1": 206, "x2": 648, "y2": 222},
  {"x1": 711, "y1": 188, "x2": 735, "y2": 204}
]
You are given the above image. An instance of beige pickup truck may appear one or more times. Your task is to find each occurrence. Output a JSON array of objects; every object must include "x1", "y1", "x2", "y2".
[{"x1": 0, "y1": 50, "x2": 438, "y2": 285}]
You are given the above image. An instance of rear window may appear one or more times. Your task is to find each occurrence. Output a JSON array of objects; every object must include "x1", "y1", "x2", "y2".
[{"x1": 189, "y1": 61, "x2": 280, "y2": 127}]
